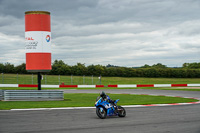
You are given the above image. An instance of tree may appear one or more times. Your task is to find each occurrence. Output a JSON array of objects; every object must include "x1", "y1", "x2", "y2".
[
  {"x1": 182, "y1": 63, "x2": 189, "y2": 68},
  {"x1": 4, "y1": 62, "x2": 15, "y2": 73},
  {"x1": 141, "y1": 64, "x2": 151, "y2": 68},
  {"x1": 50, "y1": 60, "x2": 71, "y2": 75},
  {"x1": 152, "y1": 63, "x2": 167, "y2": 68},
  {"x1": 15, "y1": 63, "x2": 27, "y2": 74},
  {"x1": 0, "y1": 63, "x2": 4, "y2": 73},
  {"x1": 94, "y1": 65, "x2": 106, "y2": 76},
  {"x1": 87, "y1": 65, "x2": 95, "y2": 75},
  {"x1": 105, "y1": 67, "x2": 117, "y2": 76},
  {"x1": 72, "y1": 63, "x2": 87, "y2": 75},
  {"x1": 188, "y1": 62, "x2": 200, "y2": 69},
  {"x1": 182, "y1": 62, "x2": 200, "y2": 69}
]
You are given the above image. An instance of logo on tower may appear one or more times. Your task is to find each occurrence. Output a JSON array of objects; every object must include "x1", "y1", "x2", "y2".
[{"x1": 46, "y1": 35, "x2": 51, "y2": 42}]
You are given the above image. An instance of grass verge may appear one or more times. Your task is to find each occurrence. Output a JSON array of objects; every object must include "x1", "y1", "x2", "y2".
[
  {"x1": 1, "y1": 74, "x2": 200, "y2": 85},
  {"x1": 0, "y1": 93, "x2": 198, "y2": 110}
]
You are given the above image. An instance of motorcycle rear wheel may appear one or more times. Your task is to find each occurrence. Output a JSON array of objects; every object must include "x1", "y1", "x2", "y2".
[
  {"x1": 117, "y1": 106, "x2": 126, "y2": 117},
  {"x1": 96, "y1": 107, "x2": 107, "y2": 119}
]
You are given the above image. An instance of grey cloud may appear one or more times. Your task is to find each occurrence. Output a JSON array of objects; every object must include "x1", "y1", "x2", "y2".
[
  {"x1": 0, "y1": 0, "x2": 97, "y2": 17},
  {"x1": 0, "y1": 0, "x2": 200, "y2": 67}
]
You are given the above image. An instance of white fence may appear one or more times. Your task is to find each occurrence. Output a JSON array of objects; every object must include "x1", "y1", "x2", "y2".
[{"x1": 0, "y1": 73, "x2": 101, "y2": 85}]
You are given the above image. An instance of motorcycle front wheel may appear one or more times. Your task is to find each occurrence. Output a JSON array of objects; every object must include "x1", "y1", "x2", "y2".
[
  {"x1": 117, "y1": 106, "x2": 126, "y2": 117},
  {"x1": 96, "y1": 107, "x2": 107, "y2": 119}
]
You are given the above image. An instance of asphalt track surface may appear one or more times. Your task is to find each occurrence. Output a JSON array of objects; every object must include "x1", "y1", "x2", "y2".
[{"x1": 0, "y1": 89, "x2": 200, "y2": 133}]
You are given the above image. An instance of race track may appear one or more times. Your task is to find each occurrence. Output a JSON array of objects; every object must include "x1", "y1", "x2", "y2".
[{"x1": 0, "y1": 89, "x2": 200, "y2": 133}]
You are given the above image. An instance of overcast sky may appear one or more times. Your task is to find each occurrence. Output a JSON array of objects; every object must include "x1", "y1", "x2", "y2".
[{"x1": 0, "y1": 0, "x2": 200, "y2": 67}]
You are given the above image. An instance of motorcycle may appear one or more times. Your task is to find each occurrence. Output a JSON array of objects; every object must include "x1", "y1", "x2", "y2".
[{"x1": 95, "y1": 96, "x2": 126, "y2": 119}]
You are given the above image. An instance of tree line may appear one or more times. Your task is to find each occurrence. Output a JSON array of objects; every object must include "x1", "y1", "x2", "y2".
[{"x1": 0, "y1": 60, "x2": 200, "y2": 78}]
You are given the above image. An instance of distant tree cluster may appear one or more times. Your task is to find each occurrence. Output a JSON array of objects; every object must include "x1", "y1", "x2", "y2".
[
  {"x1": 182, "y1": 62, "x2": 200, "y2": 69},
  {"x1": 1, "y1": 61, "x2": 200, "y2": 78},
  {"x1": 0, "y1": 63, "x2": 27, "y2": 74},
  {"x1": 140, "y1": 63, "x2": 167, "y2": 69}
]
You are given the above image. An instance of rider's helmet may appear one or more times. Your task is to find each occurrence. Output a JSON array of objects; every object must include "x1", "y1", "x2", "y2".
[{"x1": 100, "y1": 91, "x2": 106, "y2": 99}]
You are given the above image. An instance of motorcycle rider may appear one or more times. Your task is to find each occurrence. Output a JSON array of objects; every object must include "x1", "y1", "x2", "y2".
[{"x1": 100, "y1": 91, "x2": 117, "y2": 113}]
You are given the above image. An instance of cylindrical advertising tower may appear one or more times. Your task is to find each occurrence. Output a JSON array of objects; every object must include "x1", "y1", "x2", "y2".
[{"x1": 25, "y1": 11, "x2": 51, "y2": 72}]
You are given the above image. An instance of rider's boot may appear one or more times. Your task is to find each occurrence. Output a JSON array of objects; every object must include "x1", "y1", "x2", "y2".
[{"x1": 114, "y1": 106, "x2": 118, "y2": 114}]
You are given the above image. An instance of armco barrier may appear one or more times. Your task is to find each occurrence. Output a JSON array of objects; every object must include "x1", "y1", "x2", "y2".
[
  {"x1": 0, "y1": 90, "x2": 4, "y2": 100},
  {"x1": 0, "y1": 84, "x2": 200, "y2": 88},
  {"x1": 3, "y1": 90, "x2": 63, "y2": 101}
]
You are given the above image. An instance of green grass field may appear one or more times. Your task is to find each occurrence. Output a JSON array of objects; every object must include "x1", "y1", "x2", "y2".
[
  {"x1": 0, "y1": 93, "x2": 198, "y2": 110},
  {"x1": 1, "y1": 73, "x2": 200, "y2": 85}
]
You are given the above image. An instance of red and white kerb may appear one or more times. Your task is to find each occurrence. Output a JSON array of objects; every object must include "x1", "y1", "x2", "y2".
[{"x1": 25, "y1": 11, "x2": 51, "y2": 72}]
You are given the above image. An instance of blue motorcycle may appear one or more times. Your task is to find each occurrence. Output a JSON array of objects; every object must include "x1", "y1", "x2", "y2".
[{"x1": 95, "y1": 96, "x2": 126, "y2": 119}]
